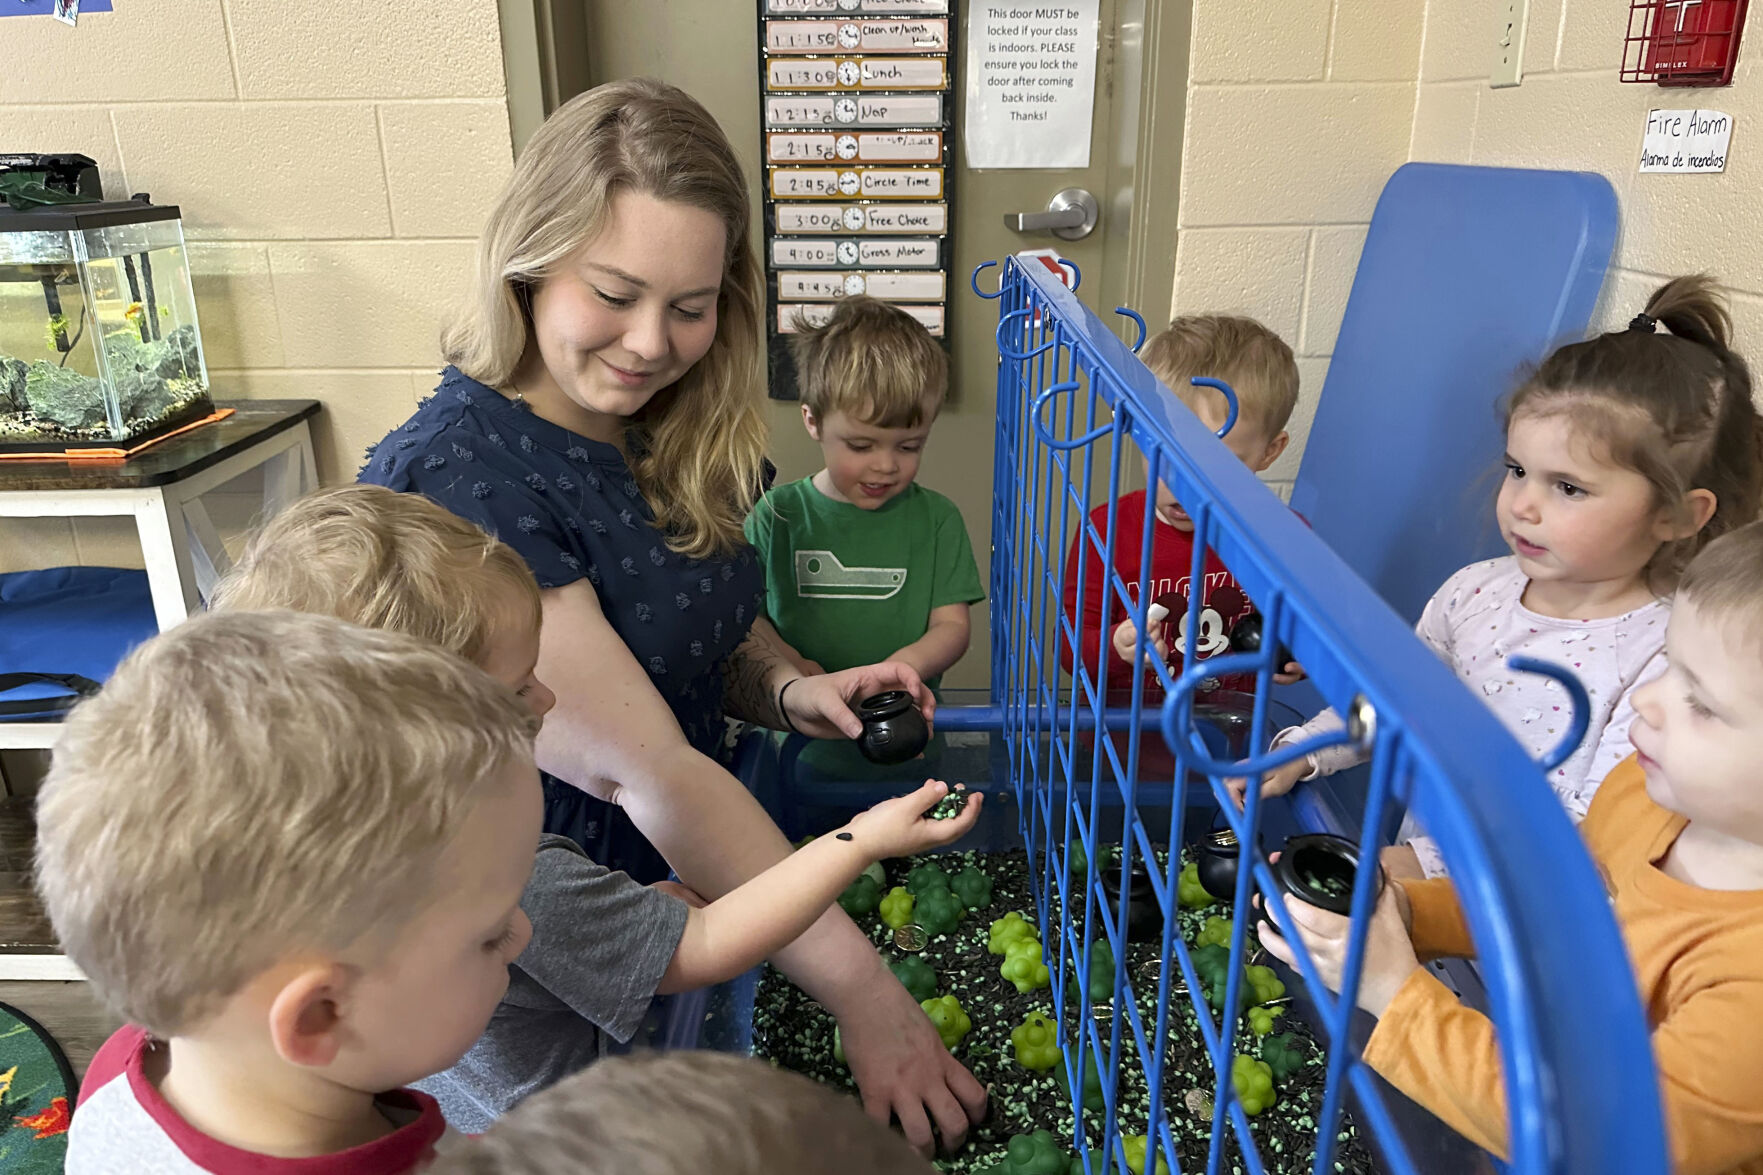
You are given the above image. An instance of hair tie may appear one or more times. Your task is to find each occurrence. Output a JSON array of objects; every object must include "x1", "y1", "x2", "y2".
[{"x1": 1628, "y1": 312, "x2": 1658, "y2": 333}]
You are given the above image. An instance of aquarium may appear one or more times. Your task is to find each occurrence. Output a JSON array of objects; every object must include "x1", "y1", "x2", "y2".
[{"x1": 0, "y1": 198, "x2": 211, "y2": 451}]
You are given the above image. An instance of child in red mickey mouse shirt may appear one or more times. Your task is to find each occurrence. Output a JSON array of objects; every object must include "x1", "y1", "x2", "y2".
[{"x1": 1061, "y1": 317, "x2": 1301, "y2": 744}]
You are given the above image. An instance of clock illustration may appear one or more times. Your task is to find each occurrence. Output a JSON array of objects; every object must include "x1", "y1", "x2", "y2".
[
  {"x1": 837, "y1": 0, "x2": 859, "y2": 9},
  {"x1": 836, "y1": 240, "x2": 860, "y2": 265},
  {"x1": 838, "y1": 22, "x2": 861, "y2": 48},
  {"x1": 834, "y1": 97, "x2": 858, "y2": 124},
  {"x1": 843, "y1": 273, "x2": 867, "y2": 296},
  {"x1": 837, "y1": 170, "x2": 861, "y2": 195},
  {"x1": 835, "y1": 134, "x2": 859, "y2": 160},
  {"x1": 837, "y1": 60, "x2": 861, "y2": 87},
  {"x1": 842, "y1": 205, "x2": 867, "y2": 230}
]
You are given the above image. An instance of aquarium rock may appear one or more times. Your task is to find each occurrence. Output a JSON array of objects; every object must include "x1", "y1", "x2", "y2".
[
  {"x1": 107, "y1": 325, "x2": 200, "y2": 419},
  {"x1": 23, "y1": 361, "x2": 106, "y2": 428},
  {"x1": 0, "y1": 357, "x2": 26, "y2": 413}
]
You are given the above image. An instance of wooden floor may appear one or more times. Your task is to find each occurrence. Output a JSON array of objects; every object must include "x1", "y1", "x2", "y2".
[
  {"x1": 0, "y1": 794, "x2": 118, "y2": 1082},
  {"x1": 0, "y1": 796, "x2": 54, "y2": 955}
]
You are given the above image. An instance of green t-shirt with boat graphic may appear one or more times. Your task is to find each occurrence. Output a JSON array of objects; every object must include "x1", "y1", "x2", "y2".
[{"x1": 744, "y1": 476, "x2": 983, "y2": 690}]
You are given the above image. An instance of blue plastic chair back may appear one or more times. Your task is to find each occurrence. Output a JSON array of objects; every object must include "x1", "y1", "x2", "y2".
[{"x1": 1289, "y1": 163, "x2": 1618, "y2": 623}]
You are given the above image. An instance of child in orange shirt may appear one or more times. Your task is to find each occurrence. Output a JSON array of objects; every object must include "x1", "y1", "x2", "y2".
[{"x1": 1261, "y1": 520, "x2": 1763, "y2": 1173}]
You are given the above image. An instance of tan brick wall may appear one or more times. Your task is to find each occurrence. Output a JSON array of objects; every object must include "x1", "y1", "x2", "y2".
[
  {"x1": 0, "y1": 1, "x2": 511, "y2": 572},
  {"x1": 1410, "y1": 0, "x2": 1763, "y2": 349},
  {"x1": 1177, "y1": 1, "x2": 1763, "y2": 496},
  {"x1": 1173, "y1": 0, "x2": 1425, "y2": 496}
]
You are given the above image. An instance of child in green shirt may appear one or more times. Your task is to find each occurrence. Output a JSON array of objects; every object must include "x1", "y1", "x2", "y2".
[{"x1": 746, "y1": 296, "x2": 983, "y2": 692}]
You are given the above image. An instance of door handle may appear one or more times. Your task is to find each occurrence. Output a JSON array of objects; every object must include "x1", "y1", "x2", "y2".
[{"x1": 1004, "y1": 187, "x2": 1099, "y2": 241}]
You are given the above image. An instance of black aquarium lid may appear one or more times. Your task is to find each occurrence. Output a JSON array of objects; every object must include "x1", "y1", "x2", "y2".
[{"x1": 0, "y1": 199, "x2": 182, "y2": 234}]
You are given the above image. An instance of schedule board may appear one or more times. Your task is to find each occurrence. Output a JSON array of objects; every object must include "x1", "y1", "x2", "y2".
[{"x1": 759, "y1": 0, "x2": 954, "y2": 400}]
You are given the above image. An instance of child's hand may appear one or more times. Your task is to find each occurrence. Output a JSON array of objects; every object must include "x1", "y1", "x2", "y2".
[
  {"x1": 1111, "y1": 602, "x2": 1170, "y2": 665},
  {"x1": 1273, "y1": 661, "x2": 1306, "y2": 685},
  {"x1": 1256, "y1": 877, "x2": 1419, "y2": 1018},
  {"x1": 1224, "y1": 756, "x2": 1310, "y2": 808},
  {"x1": 1379, "y1": 843, "x2": 1426, "y2": 881},
  {"x1": 649, "y1": 879, "x2": 709, "y2": 908},
  {"x1": 845, "y1": 779, "x2": 983, "y2": 860}
]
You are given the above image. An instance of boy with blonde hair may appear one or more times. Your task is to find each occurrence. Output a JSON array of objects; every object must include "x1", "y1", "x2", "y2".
[
  {"x1": 749, "y1": 297, "x2": 983, "y2": 686},
  {"x1": 215, "y1": 485, "x2": 982, "y2": 1131},
  {"x1": 1062, "y1": 314, "x2": 1301, "y2": 701},
  {"x1": 427, "y1": 1051, "x2": 931, "y2": 1175},
  {"x1": 45, "y1": 610, "x2": 544, "y2": 1172},
  {"x1": 1263, "y1": 519, "x2": 1763, "y2": 1169}
]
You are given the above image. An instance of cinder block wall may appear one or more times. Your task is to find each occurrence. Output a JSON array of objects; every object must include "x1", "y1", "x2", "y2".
[
  {"x1": 0, "y1": 1, "x2": 513, "y2": 572},
  {"x1": 1410, "y1": 1, "x2": 1763, "y2": 344},
  {"x1": 1178, "y1": 0, "x2": 1763, "y2": 496},
  {"x1": 1173, "y1": 1, "x2": 1425, "y2": 497}
]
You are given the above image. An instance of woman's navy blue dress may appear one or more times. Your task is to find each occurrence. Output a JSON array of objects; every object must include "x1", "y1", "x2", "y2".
[{"x1": 360, "y1": 367, "x2": 764, "y2": 883}]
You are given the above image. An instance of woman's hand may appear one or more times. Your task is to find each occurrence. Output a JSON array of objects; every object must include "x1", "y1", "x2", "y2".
[
  {"x1": 837, "y1": 986, "x2": 989, "y2": 1155},
  {"x1": 846, "y1": 780, "x2": 983, "y2": 860},
  {"x1": 1256, "y1": 881, "x2": 1419, "y2": 1019},
  {"x1": 781, "y1": 660, "x2": 936, "y2": 740}
]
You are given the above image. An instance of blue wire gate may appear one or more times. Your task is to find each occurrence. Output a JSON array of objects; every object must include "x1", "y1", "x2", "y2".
[{"x1": 964, "y1": 255, "x2": 1666, "y2": 1174}]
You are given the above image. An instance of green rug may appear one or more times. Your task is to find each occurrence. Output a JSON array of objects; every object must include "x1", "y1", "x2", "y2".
[{"x1": 0, "y1": 1003, "x2": 73, "y2": 1174}]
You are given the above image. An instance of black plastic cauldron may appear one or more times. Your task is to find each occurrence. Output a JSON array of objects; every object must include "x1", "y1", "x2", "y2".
[
  {"x1": 855, "y1": 691, "x2": 929, "y2": 765},
  {"x1": 1192, "y1": 822, "x2": 1243, "y2": 901},
  {"x1": 1227, "y1": 610, "x2": 1293, "y2": 668},
  {"x1": 1271, "y1": 833, "x2": 1382, "y2": 916},
  {"x1": 1099, "y1": 855, "x2": 1163, "y2": 943}
]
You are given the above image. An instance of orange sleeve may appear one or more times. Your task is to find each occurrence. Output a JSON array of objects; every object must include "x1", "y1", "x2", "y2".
[
  {"x1": 1366, "y1": 941, "x2": 1763, "y2": 1172},
  {"x1": 1361, "y1": 969, "x2": 1511, "y2": 1159},
  {"x1": 1399, "y1": 878, "x2": 1476, "y2": 962},
  {"x1": 1647, "y1": 976, "x2": 1763, "y2": 1174}
]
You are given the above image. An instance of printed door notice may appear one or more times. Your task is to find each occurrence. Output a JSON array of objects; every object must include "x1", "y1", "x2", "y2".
[
  {"x1": 1639, "y1": 109, "x2": 1732, "y2": 173},
  {"x1": 964, "y1": 2, "x2": 1101, "y2": 168}
]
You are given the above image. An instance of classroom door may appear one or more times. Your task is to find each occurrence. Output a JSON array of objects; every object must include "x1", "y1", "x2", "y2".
[{"x1": 514, "y1": 0, "x2": 1189, "y2": 688}]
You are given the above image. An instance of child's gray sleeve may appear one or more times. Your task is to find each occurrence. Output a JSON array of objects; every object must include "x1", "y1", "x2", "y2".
[{"x1": 516, "y1": 837, "x2": 691, "y2": 1043}]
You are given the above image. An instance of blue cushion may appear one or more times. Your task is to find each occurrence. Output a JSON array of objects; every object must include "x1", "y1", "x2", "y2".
[{"x1": 0, "y1": 567, "x2": 157, "y2": 720}]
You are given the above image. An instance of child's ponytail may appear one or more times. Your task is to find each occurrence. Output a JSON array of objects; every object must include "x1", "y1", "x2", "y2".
[
  {"x1": 1640, "y1": 273, "x2": 1733, "y2": 352},
  {"x1": 1507, "y1": 274, "x2": 1763, "y2": 589}
]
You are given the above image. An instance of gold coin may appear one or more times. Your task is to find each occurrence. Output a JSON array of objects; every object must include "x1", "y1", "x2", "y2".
[{"x1": 892, "y1": 924, "x2": 929, "y2": 951}]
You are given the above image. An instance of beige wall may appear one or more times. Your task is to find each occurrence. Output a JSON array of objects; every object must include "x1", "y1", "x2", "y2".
[
  {"x1": 1178, "y1": 0, "x2": 1763, "y2": 498},
  {"x1": 1173, "y1": 0, "x2": 1425, "y2": 497},
  {"x1": 0, "y1": 1, "x2": 512, "y2": 572},
  {"x1": 1411, "y1": 1, "x2": 1763, "y2": 346}
]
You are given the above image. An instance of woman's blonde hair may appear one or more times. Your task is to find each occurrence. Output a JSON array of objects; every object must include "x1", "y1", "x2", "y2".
[{"x1": 443, "y1": 78, "x2": 767, "y2": 559}]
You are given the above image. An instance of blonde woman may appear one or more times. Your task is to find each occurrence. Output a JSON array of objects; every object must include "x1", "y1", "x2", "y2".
[{"x1": 359, "y1": 79, "x2": 986, "y2": 1152}]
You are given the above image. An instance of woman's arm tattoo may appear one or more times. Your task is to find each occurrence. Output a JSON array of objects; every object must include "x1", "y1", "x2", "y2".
[{"x1": 722, "y1": 625, "x2": 795, "y2": 728}]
